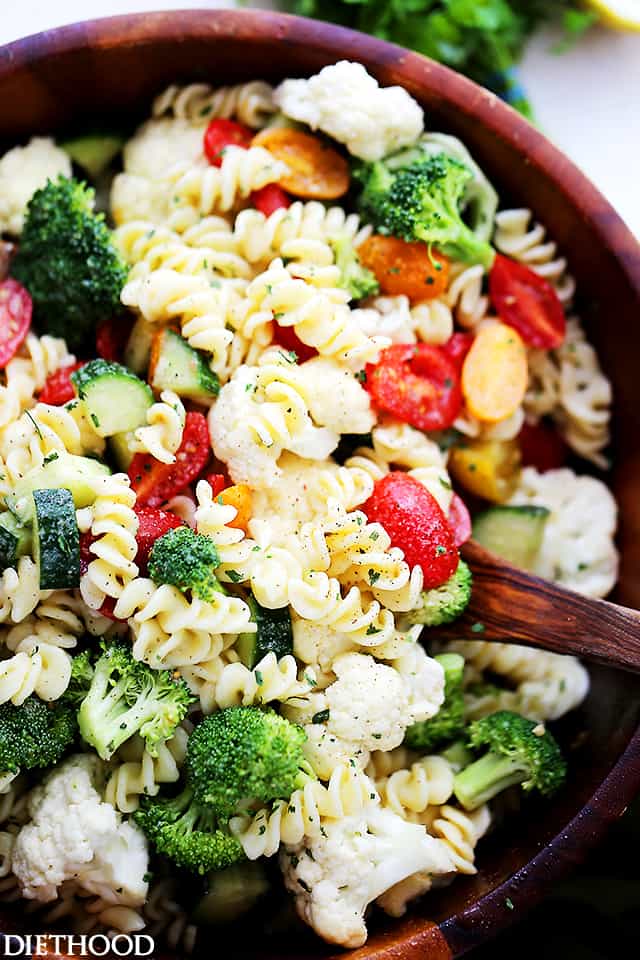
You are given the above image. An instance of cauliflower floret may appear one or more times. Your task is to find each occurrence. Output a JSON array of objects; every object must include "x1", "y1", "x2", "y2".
[
  {"x1": 507, "y1": 466, "x2": 618, "y2": 598},
  {"x1": 284, "y1": 650, "x2": 445, "y2": 766},
  {"x1": 274, "y1": 61, "x2": 424, "y2": 162},
  {"x1": 12, "y1": 754, "x2": 149, "y2": 907},
  {"x1": 280, "y1": 801, "x2": 453, "y2": 948},
  {"x1": 209, "y1": 366, "x2": 338, "y2": 490},
  {"x1": 301, "y1": 357, "x2": 376, "y2": 435},
  {"x1": 0, "y1": 137, "x2": 72, "y2": 235},
  {"x1": 302, "y1": 723, "x2": 370, "y2": 781},
  {"x1": 292, "y1": 617, "x2": 354, "y2": 684},
  {"x1": 123, "y1": 117, "x2": 205, "y2": 180}
]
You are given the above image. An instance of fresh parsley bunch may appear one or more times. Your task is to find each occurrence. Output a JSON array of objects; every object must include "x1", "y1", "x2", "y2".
[{"x1": 282, "y1": 0, "x2": 596, "y2": 116}]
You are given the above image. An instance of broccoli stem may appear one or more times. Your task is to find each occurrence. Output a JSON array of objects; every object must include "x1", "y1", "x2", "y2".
[
  {"x1": 83, "y1": 668, "x2": 164, "y2": 758},
  {"x1": 454, "y1": 750, "x2": 528, "y2": 810}
]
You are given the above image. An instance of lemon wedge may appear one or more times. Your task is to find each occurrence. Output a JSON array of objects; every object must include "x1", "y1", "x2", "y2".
[{"x1": 585, "y1": 0, "x2": 640, "y2": 30}]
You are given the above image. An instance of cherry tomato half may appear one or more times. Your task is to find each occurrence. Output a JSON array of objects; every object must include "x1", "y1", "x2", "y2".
[
  {"x1": 250, "y1": 183, "x2": 292, "y2": 216},
  {"x1": 365, "y1": 343, "x2": 462, "y2": 432},
  {"x1": 96, "y1": 316, "x2": 133, "y2": 363},
  {"x1": 129, "y1": 411, "x2": 211, "y2": 507},
  {"x1": 518, "y1": 420, "x2": 567, "y2": 473},
  {"x1": 0, "y1": 278, "x2": 32, "y2": 368},
  {"x1": 358, "y1": 235, "x2": 449, "y2": 301},
  {"x1": 442, "y1": 332, "x2": 474, "y2": 373},
  {"x1": 363, "y1": 472, "x2": 458, "y2": 588},
  {"x1": 489, "y1": 253, "x2": 566, "y2": 349},
  {"x1": 204, "y1": 118, "x2": 253, "y2": 167},
  {"x1": 38, "y1": 361, "x2": 85, "y2": 406},
  {"x1": 273, "y1": 323, "x2": 318, "y2": 363}
]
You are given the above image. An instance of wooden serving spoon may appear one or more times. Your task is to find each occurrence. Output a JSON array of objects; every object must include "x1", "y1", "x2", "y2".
[{"x1": 437, "y1": 539, "x2": 640, "y2": 673}]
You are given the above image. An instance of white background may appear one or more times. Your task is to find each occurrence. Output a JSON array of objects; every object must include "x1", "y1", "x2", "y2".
[{"x1": 1, "y1": 2, "x2": 639, "y2": 237}]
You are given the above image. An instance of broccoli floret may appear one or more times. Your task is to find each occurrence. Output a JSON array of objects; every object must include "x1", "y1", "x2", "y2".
[
  {"x1": 330, "y1": 233, "x2": 379, "y2": 300},
  {"x1": 0, "y1": 696, "x2": 77, "y2": 775},
  {"x1": 407, "y1": 559, "x2": 473, "y2": 627},
  {"x1": 148, "y1": 527, "x2": 223, "y2": 602},
  {"x1": 78, "y1": 641, "x2": 194, "y2": 760},
  {"x1": 354, "y1": 152, "x2": 494, "y2": 268},
  {"x1": 61, "y1": 649, "x2": 95, "y2": 708},
  {"x1": 187, "y1": 706, "x2": 312, "y2": 820},
  {"x1": 11, "y1": 176, "x2": 128, "y2": 350},
  {"x1": 404, "y1": 653, "x2": 465, "y2": 751},
  {"x1": 453, "y1": 710, "x2": 567, "y2": 811},
  {"x1": 134, "y1": 787, "x2": 244, "y2": 875}
]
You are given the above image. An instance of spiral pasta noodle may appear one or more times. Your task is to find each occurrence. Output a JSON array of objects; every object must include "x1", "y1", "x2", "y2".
[
  {"x1": 152, "y1": 81, "x2": 276, "y2": 129},
  {"x1": 376, "y1": 756, "x2": 455, "y2": 818},
  {"x1": 445, "y1": 262, "x2": 491, "y2": 329},
  {"x1": 0, "y1": 333, "x2": 74, "y2": 426},
  {"x1": 0, "y1": 402, "x2": 85, "y2": 485},
  {"x1": 214, "y1": 652, "x2": 316, "y2": 710},
  {"x1": 163, "y1": 146, "x2": 289, "y2": 222},
  {"x1": 105, "y1": 728, "x2": 189, "y2": 813},
  {"x1": 230, "y1": 764, "x2": 376, "y2": 858},
  {"x1": 131, "y1": 390, "x2": 186, "y2": 464},
  {"x1": 0, "y1": 643, "x2": 72, "y2": 705},
  {"x1": 80, "y1": 473, "x2": 139, "y2": 610},
  {"x1": 420, "y1": 804, "x2": 491, "y2": 875},
  {"x1": 194, "y1": 479, "x2": 257, "y2": 582},
  {"x1": 0, "y1": 558, "x2": 42, "y2": 625}
]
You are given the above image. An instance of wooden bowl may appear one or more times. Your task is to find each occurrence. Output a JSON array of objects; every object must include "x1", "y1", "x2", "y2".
[{"x1": 1, "y1": 10, "x2": 639, "y2": 960}]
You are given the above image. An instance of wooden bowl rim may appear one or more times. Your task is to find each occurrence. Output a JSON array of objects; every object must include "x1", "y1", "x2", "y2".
[{"x1": 1, "y1": 9, "x2": 640, "y2": 957}]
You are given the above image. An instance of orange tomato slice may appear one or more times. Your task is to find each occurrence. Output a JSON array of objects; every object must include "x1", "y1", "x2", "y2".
[
  {"x1": 449, "y1": 438, "x2": 521, "y2": 504},
  {"x1": 219, "y1": 483, "x2": 252, "y2": 533},
  {"x1": 252, "y1": 128, "x2": 349, "y2": 200},
  {"x1": 462, "y1": 322, "x2": 528, "y2": 423},
  {"x1": 358, "y1": 235, "x2": 449, "y2": 301}
]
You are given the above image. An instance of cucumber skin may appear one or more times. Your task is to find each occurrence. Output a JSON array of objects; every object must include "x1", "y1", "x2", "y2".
[
  {"x1": 33, "y1": 488, "x2": 80, "y2": 589},
  {"x1": 0, "y1": 513, "x2": 31, "y2": 571},
  {"x1": 151, "y1": 329, "x2": 220, "y2": 401},
  {"x1": 0, "y1": 526, "x2": 17, "y2": 572},
  {"x1": 7, "y1": 453, "x2": 110, "y2": 521},
  {"x1": 71, "y1": 358, "x2": 153, "y2": 437},
  {"x1": 237, "y1": 596, "x2": 293, "y2": 668}
]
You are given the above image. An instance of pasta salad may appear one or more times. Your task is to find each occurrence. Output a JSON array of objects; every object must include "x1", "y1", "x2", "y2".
[{"x1": 0, "y1": 61, "x2": 618, "y2": 951}]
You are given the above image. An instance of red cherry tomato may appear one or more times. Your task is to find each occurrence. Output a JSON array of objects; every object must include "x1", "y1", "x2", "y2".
[
  {"x1": 442, "y1": 332, "x2": 474, "y2": 373},
  {"x1": 363, "y1": 472, "x2": 458, "y2": 588},
  {"x1": 448, "y1": 492, "x2": 472, "y2": 547},
  {"x1": 134, "y1": 506, "x2": 185, "y2": 574},
  {"x1": 273, "y1": 323, "x2": 318, "y2": 363},
  {"x1": 96, "y1": 316, "x2": 133, "y2": 363},
  {"x1": 250, "y1": 183, "x2": 291, "y2": 216},
  {"x1": 0, "y1": 278, "x2": 32, "y2": 368},
  {"x1": 205, "y1": 473, "x2": 228, "y2": 497},
  {"x1": 38, "y1": 361, "x2": 85, "y2": 405},
  {"x1": 518, "y1": 420, "x2": 567, "y2": 473},
  {"x1": 365, "y1": 344, "x2": 462, "y2": 433},
  {"x1": 129, "y1": 411, "x2": 211, "y2": 507},
  {"x1": 204, "y1": 118, "x2": 253, "y2": 167},
  {"x1": 489, "y1": 254, "x2": 566, "y2": 349}
]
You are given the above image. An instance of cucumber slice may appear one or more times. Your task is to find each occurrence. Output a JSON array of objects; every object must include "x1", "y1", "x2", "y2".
[
  {"x1": 72, "y1": 359, "x2": 153, "y2": 437},
  {"x1": 0, "y1": 513, "x2": 31, "y2": 571},
  {"x1": 32, "y1": 488, "x2": 80, "y2": 589},
  {"x1": 237, "y1": 595, "x2": 293, "y2": 669},
  {"x1": 124, "y1": 316, "x2": 154, "y2": 376},
  {"x1": 60, "y1": 132, "x2": 126, "y2": 179},
  {"x1": 192, "y1": 862, "x2": 269, "y2": 926},
  {"x1": 7, "y1": 452, "x2": 110, "y2": 522},
  {"x1": 473, "y1": 505, "x2": 550, "y2": 571},
  {"x1": 150, "y1": 328, "x2": 219, "y2": 402}
]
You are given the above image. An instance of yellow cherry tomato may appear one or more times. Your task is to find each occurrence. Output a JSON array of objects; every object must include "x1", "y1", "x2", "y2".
[
  {"x1": 449, "y1": 438, "x2": 521, "y2": 503},
  {"x1": 219, "y1": 483, "x2": 252, "y2": 534},
  {"x1": 461, "y1": 322, "x2": 528, "y2": 424},
  {"x1": 252, "y1": 128, "x2": 349, "y2": 200}
]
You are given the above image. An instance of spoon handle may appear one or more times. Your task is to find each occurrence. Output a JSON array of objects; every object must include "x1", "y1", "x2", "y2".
[{"x1": 444, "y1": 540, "x2": 640, "y2": 674}]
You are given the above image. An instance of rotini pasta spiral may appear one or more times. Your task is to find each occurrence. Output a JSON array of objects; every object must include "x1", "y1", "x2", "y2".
[
  {"x1": 0, "y1": 558, "x2": 42, "y2": 625},
  {"x1": 230, "y1": 764, "x2": 376, "y2": 858},
  {"x1": 0, "y1": 402, "x2": 85, "y2": 485},
  {"x1": 445, "y1": 262, "x2": 491, "y2": 329},
  {"x1": 214, "y1": 652, "x2": 316, "y2": 709},
  {"x1": 163, "y1": 146, "x2": 289, "y2": 222},
  {"x1": 152, "y1": 81, "x2": 276, "y2": 129},
  {"x1": 105, "y1": 728, "x2": 189, "y2": 813},
  {"x1": 121, "y1": 268, "x2": 237, "y2": 375},
  {"x1": 0, "y1": 643, "x2": 72, "y2": 705},
  {"x1": 80, "y1": 473, "x2": 139, "y2": 610},
  {"x1": 131, "y1": 390, "x2": 186, "y2": 464},
  {"x1": 420, "y1": 803, "x2": 491, "y2": 875},
  {"x1": 0, "y1": 334, "x2": 74, "y2": 426},
  {"x1": 238, "y1": 259, "x2": 387, "y2": 371},
  {"x1": 376, "y1": 756, "x2": 455, "y2": 818}
]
